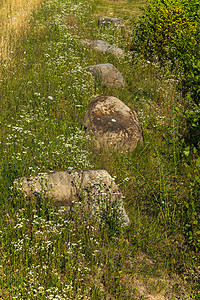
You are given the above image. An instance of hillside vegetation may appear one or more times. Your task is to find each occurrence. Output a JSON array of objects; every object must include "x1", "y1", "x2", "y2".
[{"x1": 0, "y1": 0, "x2": 199, "y2": 299}]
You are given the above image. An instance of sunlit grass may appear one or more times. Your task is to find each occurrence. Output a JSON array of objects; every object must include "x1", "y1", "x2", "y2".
[
  {"x1": 0, "y1": 0, "x2": 199, "y2": 298},
  {"x1": 0, "y1": 0, "x2": 44, "y2": 60},
  {"x1": 94, "y1": 0, "x2": 146, "y2": 21}
]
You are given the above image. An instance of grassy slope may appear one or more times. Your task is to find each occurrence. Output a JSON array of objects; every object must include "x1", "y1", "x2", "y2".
[{"x1": 0, "y1": 0, "x2": 199, "y2": 299}]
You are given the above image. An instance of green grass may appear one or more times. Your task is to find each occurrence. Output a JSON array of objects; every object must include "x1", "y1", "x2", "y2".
[
  {"x1": 0, "y1": 0, "x2": 199, "y2": 298},
  {"x1": 94, "y1": 0, "x2": 147, "y2": 21}
]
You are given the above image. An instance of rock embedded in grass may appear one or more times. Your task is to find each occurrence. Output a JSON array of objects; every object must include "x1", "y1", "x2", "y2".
[
  {"x1": 107, "y1": 45, "x2": 125, "y2": 57},
  {"x1": 98, "y1": 16, "x2": 125, "y2": 28},
  {"x1": 86, "y1": 63, "x2": 125, "y2": 88},
  {"x1": 80, "y1": 39, "x2": 124, "y2": 58},
  {"x1": 80, "y1": 39, "x2": 110, "y2": 52},
  {"x1": 14, "y1": 169, "x2": 130, "y2": 225},
  {"x1": 83, "y1": 95, "x2": 143, "y2": 151}
]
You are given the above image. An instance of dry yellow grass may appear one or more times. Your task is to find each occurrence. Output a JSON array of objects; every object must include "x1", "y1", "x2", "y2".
[{"x1": 0, "y1": 0, "x2": 44, "y2": 60}]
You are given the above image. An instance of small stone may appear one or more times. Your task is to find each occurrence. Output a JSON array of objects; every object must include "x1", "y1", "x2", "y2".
[
  {"x1": 80, "y1": 39, "x2": 124, "y2": 58},
  {"x1": 98, "y1": 16, "x2": 125, "y2": 28},
  {"x1": 80, "y1": 39, "x2": 110, "y2": 52},
  {"x1": 86, "y1": 63, "x2": 125, "y2": 88}
]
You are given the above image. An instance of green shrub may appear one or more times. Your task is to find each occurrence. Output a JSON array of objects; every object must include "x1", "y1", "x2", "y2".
[
  {"x1": 134, "y1": 0, "x2": 200, "y2": 254},
  {"x1": 134, "y1": 0, "x2": 200, "y2": 103}
]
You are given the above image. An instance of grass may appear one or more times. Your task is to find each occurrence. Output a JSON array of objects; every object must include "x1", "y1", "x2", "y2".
[
  {"x1": 94, "y1": 0, "x2": 146, "y2": 21},
  {"x1": 0, "y1": 0, "x2": 199, "y2": 299},
  {"x1": 0, "y1": 0, "x2": 44, "y2": 60}
]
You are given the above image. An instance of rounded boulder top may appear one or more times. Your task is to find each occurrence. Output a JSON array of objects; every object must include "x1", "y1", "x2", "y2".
[
  {"x1": 83, "y1": 95, "x2": 143, "y2": 151},
  {"x1": 86, "y1": 63, "x2": 125, "y2": 88}
]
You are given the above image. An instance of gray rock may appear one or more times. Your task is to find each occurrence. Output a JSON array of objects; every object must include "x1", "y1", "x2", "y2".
[
  {"x1": 98, "y1": 16, "x2": 125, "y2": 27},
  {"x1": 80, "y1": 39, "x2": 124, "y2": 58},
  {"x1": 107, "y1": 45, "x2": 124, "y2": 57},
  {"x1": 83, "y1": 95, "x2": 143, "y2": 151},
  {"x1": 80, "y1": 39, "x2": 111, "y2": 52},
  {"x1": 14, "y1": 169, "x2": 129, "y2": 225},
  {"x1": 86, "y1": 63, "x2": 125, "y2": 88}
]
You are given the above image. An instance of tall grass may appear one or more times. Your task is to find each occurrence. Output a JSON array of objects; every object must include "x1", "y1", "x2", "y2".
[
  {"x1": 0, "y1": 0, "x2": 199, "y2": 298},
  {"x1": 0, "y1": 0, "x2": 44, "y2": 60}
]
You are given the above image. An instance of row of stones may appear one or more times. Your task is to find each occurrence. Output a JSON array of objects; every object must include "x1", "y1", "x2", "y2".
[
  {"x1": 82, "y1": 17, "x2": 143, "y2": 151},
  {"x1": 14, "y1": 17, "x2": 140, "y2": 225}
]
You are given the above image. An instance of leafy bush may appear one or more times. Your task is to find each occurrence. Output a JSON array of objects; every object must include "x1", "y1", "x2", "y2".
[
  {"x1": 134, "y1": 0, "x2": 200, "y2": 103},
  {"x1": 134, "y1": 0, "x2": 200, "y2": 254}
]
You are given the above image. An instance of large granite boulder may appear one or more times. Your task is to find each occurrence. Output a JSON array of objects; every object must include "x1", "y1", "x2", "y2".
[
  {"x1": 14, "y1": 169, "x2": 129, "y2": 225},
  {"x1": 86, "y1": 63, "x2": 125, "y2": 88},
  {"x1": 80, "y1": 39, "x2": 124, "y2": 58},
  {"x1": 83, "y1": 95, "x2": 143, "y2": 151},
  {"x1": 98, "y1": 16, "x2": 125, "y2": 28}
]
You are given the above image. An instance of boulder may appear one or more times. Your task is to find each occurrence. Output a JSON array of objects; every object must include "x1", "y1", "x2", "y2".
[
  {"x1": 86, "y1": 63, "x2": 125, "y2": 88},
  {"x1": 83, "y1": 95, "x2": 143, "y2": 151},
  {"x1": 98, "y1": 16, "x2": 125, "y2": 28},
  {"x1": 80, "y1": 39, "x2": 124, "y2": 58},
  {"x1": 14, "y1": 169, "x2": 130, "y2": 225}
]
